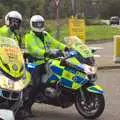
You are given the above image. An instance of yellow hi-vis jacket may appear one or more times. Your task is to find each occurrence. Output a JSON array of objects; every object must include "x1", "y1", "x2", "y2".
[
  {"x1": 24, "y1": 31, "x2": 66, "y2": 65},
  {"x1": 0, "y1": 25, "x2": 21, "y2": 45}
]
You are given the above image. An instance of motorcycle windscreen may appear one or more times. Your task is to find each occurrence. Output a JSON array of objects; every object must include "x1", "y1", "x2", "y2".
[
  {"x1": 64, "y1": 36, "x2": 93, "y2": 58},
  {"x1": 0, "y1": 37, "x2": 24, "y2": 78}
]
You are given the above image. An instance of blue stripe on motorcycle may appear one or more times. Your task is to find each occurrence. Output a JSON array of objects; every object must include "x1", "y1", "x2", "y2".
[
  {"x1": 74, "y1": 76, "x2": 88, "y2": 85},
  {"x1": 60, "y1": 78, "x2": 72, "y2": 88},
  {"x1": 26, "y1": 63, "x2": 37, "y2": 68},
  {"x1": 64, "y1": 67, "x2": 76, "y2": 74},
  {"x1": 87, "y1": 86, "x2": 104, "y2": 94},
  {"x1": 88, "y1": 89, "x2": 104, "y2": 94},
  {"x1": 51, "y1": 66, "x2": 63, "y2": 75},
  {"x1": 96, "y1": 90, "x2": 104, "y2": 94},
  {"x1": 25, "y1": 63, "x2": 38, "y2": 73},
  {"x1": 0, "y1": 90, "x2": 3, "y2": 96},
  {"x1": 48, "y1": 75, "x2": 59, "y2": 81}
]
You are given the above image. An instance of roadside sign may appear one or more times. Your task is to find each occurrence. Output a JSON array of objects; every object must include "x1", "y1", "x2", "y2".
[
  {"x1": 113, "y1": 35, "x2": 120, "y2": 63},
  {"x1": 69, "y1": 17, "x2": 86, "y2": 42}
]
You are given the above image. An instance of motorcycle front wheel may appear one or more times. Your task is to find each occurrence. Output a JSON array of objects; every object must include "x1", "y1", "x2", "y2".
[{"x1": 75, "y1": 91, "x2": 105, "y2": 119}]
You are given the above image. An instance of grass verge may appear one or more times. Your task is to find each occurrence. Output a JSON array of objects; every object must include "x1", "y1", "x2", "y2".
[
  {"x1": 86, "y1": 25, "x2": 120, "y2": 41},
  {"x1": 46, "y1": 20, "x2": 120, "y2": 42}
]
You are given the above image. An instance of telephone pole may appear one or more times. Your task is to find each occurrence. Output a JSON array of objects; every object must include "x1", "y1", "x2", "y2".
[
  {"x1": 71, "y1": 0, "x2": 84, "y2": 18},
  {"x1": 71, "y1": 0, "x2": 75, "y2": 16},
  {"x1": 54, "y1": 0, "x2": 60, "y2": 40}
]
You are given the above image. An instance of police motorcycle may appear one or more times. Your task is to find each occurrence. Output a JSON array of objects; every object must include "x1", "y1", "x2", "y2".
[
  {"x1": 0, "y1": 37, "x2": 31, "y2": 117},
  {"x1": 25, "y1": 36, "x2": 105, "y2": 119}
]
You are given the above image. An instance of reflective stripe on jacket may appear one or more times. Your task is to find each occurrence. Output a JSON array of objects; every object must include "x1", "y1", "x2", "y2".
[{"x1": 24, "y1": 31, "x2": 66, "y2": 65}]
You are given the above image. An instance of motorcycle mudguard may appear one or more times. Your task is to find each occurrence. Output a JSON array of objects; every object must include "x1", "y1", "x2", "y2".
[{"x1": 87, "y1": 85, "x2": 104, "y2": 94}]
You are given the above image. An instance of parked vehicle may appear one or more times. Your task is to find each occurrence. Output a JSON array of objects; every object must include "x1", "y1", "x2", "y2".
[
  {"x1": 0, "y1": 37, "x2": 31, "y2": 117},
  {"x1": 25, "y1": 36, "x2": 105, "y2": 119},
  {"x1": 110, "y1": 16, "x2": 119, "y2": 25}
]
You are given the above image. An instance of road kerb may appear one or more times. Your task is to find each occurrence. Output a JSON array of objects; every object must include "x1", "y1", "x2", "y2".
[{"x1": 98, "y1": 65, "x2": 120, "y2": 70}]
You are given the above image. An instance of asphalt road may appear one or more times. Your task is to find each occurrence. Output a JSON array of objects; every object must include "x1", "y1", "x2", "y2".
[
  {"x1": 27, "y1": 42, "x2": 120, "y2": 120},
  {"x1": 96, "y1": 69, "x2": 120, "y2": 120},
  {"x1": 19, "y1": 42, "x2": 118, "y2": 120},
  {"x1": 27, "y1": 69, "x2": 120, "y2": 120}
]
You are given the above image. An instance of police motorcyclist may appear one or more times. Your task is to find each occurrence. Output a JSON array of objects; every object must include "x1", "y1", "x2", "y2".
[
  {"x1": 22, "y1": 15, "x2": 69, "y2": 117},
  {"x1": 0, "y1": 11, "x2": 22, "y2": 47}
]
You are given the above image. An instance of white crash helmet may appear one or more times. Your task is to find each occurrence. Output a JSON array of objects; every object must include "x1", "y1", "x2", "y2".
[
  {"x1": 5, "y1": 11, "x2": 22, "y2": 26},
  {"x1": 30, "y1": 15, "x2": 45, "y2": 33}
]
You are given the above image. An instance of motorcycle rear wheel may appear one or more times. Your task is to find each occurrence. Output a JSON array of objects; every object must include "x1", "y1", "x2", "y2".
[{"x1": 75, "y1": 91, "x2": 105, "y2": 119}]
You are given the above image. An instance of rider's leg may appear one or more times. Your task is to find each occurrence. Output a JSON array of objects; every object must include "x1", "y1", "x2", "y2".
[
  {"x1": 25, "y1": 63, "x2": 46, "y2": 109},
  {"x1": 18, "y1": 63, "x2": 46, "y2": 117}
]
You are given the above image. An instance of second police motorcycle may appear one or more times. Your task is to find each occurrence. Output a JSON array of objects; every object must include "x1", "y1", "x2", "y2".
[
  {"x1": 0, "y1": 37, "x2": 31, "y2": 119},
  {"x1": 24, "y1": 36, "x2": 105, "y2": 119}
]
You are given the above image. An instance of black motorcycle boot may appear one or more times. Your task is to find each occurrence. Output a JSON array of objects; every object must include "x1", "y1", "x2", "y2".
[{"x1": 15, "y1": 106, "x2": 34, "y2": 119}]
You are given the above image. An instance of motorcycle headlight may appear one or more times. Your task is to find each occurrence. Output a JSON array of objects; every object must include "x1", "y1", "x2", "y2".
[
  {"x1": 81, "y1": 64, "x2": 97, "y2": 82},
  {"x1": 79, "y1": 64, "x2": 97, "y2": 75}
]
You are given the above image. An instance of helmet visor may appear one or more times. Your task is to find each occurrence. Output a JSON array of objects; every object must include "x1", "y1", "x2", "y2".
[
  {"x1": 32, "y1": 21, "x2": 44, "y2": 29},
  {"x1": 9, "y1": 17, "x2": 21, "y2": 29},
  {"x1": 9, "y1": 17, "x2": 21, "y2": 23}
]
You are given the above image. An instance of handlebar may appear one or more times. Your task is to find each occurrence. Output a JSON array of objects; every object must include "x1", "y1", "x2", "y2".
[
  {"x1": 23, "y1": 49, "x2": 92, "y2": 67},
  {"x1": 22, "y1": 49, "x2": 77, "y2": 60},
  {"x1": 23, "y1": 49, "x2": 95, "y2": 69}
]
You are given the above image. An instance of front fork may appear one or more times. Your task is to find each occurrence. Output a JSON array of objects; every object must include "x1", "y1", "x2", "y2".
[
  {"x1": 80, "y1": 88, "x2": 86, "y2": 101},
  {"x1": 11, "y1": 91, "x2": 23, "y2": 114}
]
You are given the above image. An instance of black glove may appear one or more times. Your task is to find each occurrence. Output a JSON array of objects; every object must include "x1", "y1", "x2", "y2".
[
  {"x1": 64, "y1": 47, "x2": 70, "y2": 52},
  {"x1": 44, "y1": 50, "x2": 64, "y2": 58}
]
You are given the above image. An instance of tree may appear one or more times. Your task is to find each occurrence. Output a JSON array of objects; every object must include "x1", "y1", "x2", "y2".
[{"x1": 100, "y1": 0, "x2": 120, "y2": 18}]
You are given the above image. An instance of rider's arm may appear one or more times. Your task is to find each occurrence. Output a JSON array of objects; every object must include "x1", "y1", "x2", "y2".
[
  {"x1": 0, "y1": 25, "x2": 9, "y2": 37},
  {"x1": 46, "y1": 32, "x2": 66, "y2": 51},
  {"x1": 24, "y1": 34, "x2": 45, "y2": 58}
]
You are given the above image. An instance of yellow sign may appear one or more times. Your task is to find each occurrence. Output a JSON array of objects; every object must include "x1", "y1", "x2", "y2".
[
  {"x1": 69, "y1": 18, "x2": 86, "y2": 42},
  {"x1": 113, "y1": 35, "x2": 120, "y2": 63}
]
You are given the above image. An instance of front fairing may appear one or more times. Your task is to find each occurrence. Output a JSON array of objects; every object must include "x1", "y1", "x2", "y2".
[
  {"x1": 0, "y1": 37, "x2": 24, "y2": 78},
  {"x1": 0, "y1": 37, "x2": 31, "y2": 91},
  {"x1": 49, "y1": 59, "x2": 87, "y2": 89},
  {"x1": 49, "y1": 56, "x2": 96, "y2": 90}
]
